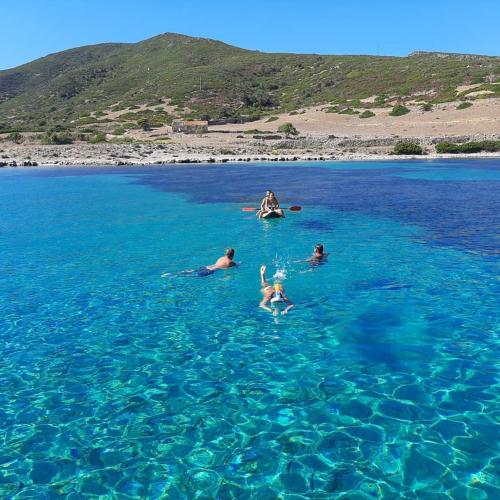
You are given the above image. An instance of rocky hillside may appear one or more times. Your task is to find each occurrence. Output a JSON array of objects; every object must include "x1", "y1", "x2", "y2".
[{"x1": 1, "y1": 33, "x2": 499, "y2": 131}]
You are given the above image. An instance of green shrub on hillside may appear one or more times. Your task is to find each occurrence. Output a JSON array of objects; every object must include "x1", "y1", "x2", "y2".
[
  {"x1": 436, "y1": 140, "x2": 500, "y2": 154},
  {"x1": 420, "y1": 102, "x2": 433, "y2": 112},
  {"x1": 7, "y1": 132, "x2": 24, "y2": 143},
  {"x1": 89, "y1": 132, "x2": 107, "y2": 144},
  {"x1": 278, "y1": 123, "x2": 299, "y2": 137},
  {"x1": 266, "y1": 116, "x2": 279, "y2": 123},
  {"x1": 244, "y1": 129, "x2": 272, "y2": 135},
  {"x1": 137, "y1": 118, "x2": 151, "y2": 131},
  {"x1": 389, "y1": 104, "x2": 410, "y2": 116},
  {"x1": 41, "y1": 131, "x2": 74, "y2": 145},
  {"x1": 374, "y1": 95, "x2": 387, "y2": 107},
  {"x1": 393, "y1": 142, "x2": 423, "y2": 155},
  {"x1": 359, "y1": 110, "x2": 375, "y2": 119},
  {"x1": 457, "y1": 101, "x2": 473, "y2": 110},
  {"x1": 435, "y1": 141, "x2": 460, "y2": 153},
  {"x1": 325, "y1": 106, "x2": 340, "y2": 113},
  {"x1": 77, "y1": 116, "x2": 98, "y2": 125}
]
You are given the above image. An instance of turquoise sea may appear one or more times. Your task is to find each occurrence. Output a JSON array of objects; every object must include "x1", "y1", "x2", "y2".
[{"x1": 0, "y1": 160, "x2": 499, "y2": 498}]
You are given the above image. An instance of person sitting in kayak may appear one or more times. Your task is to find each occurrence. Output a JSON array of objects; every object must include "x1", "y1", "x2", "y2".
[
  {"x1": 258, "y1": 190, "x2": 285, "y2": 218},
  {"x1": 308, "y1": 243, "x2": 329, "y2": 266},
  {"x1": 259, "y1": 265, "x2": 293, "y2": 315},
  {"x1": 179, "y1": 248, "x2": 237, "y2": 277}
]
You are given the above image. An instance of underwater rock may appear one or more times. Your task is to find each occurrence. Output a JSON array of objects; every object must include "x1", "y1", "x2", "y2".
[
  {"x1": 30, "y1": 461, "x2": 58, "y2": 484},
  {"x1": 279, "y1": 472, "x2": 307, "y2": 493},
  {"x1": 403, "y1": 447, "x2": 446, "y2": 485}
]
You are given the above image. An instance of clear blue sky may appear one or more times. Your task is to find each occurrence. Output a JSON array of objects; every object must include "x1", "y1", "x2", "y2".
[{"x1": 2, "y1": 0, "x2": 500, "y2": 69}]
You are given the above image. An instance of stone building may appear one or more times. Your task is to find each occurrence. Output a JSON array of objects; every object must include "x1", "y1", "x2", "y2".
[{"x1": 171, "y1": 120, "x2": 208, "y2": 134}]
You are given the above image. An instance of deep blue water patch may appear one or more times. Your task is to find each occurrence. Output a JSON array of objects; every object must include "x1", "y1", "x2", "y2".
[
  {"x1": 12, "y1": 159, "x2": 500, "y2": 255},
  {"x1": 132, "y1": 160, "x2": 500, "y2": 254}
]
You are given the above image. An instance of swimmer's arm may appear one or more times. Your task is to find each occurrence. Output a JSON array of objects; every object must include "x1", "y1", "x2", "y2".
[
  {"x1": 282, "y1": 299, "x2": 294, "y2": 315},
  {"x1": 294, "y1": 258, "x2": 309, "y2": 263},
  {"x1": 260, "y1": 265, "x2": 269, "y2": 287}
]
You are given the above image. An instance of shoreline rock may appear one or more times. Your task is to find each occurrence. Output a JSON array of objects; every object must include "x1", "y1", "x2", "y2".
[{"x1": 0, "y1": 136, "x2": 499, "y2": 168}]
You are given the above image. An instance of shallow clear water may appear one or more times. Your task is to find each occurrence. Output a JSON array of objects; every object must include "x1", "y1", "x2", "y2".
[{"x1": 0, "y1": 160, "x2": 499, "y2": 498}]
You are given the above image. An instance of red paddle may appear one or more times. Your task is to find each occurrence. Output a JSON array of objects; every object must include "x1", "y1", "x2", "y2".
[{"x1": 242, "y1": 205, "x2": 302, "y2": 212}]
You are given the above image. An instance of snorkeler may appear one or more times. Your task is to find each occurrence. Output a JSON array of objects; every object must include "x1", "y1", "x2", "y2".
[{"x1": 259, "y1": 265, "x2": 294, "y2": 315}]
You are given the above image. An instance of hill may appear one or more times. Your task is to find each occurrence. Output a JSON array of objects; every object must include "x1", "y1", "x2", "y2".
[{"x1": 1, "y1": 33, "x2": 499, "y2": 132}]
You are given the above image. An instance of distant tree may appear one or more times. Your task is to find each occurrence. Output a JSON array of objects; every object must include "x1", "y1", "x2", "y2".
[{"x1": 278, "y1": 122, "x2": 299, "y2": 137}]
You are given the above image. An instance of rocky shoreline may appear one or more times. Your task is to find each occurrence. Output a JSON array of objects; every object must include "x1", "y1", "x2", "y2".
[{"x1": 1, "y1": 135, "x2": 500, "y2": 168}]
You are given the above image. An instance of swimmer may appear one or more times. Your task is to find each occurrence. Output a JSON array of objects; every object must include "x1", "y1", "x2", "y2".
[
  {"x1": 259, "y1": 265, "x2": 294, "y2": 315},
  {"x1": 176, "y1": 248, "x2": 237, "y2": 277},
  {"x1": 307, "y1": 243, "x2": 329, "y2": 266}
]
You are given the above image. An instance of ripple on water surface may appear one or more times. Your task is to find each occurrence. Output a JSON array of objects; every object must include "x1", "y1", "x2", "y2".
[{"x1": 0, "y1": 161, "x2": 498, "y2": 497}]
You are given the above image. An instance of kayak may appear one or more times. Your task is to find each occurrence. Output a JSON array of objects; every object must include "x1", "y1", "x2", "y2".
[{"x1": 261, "y1": 210, "x2": 284, "y2": 219}]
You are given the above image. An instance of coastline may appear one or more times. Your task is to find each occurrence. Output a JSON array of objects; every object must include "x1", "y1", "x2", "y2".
[{"x1": 1, "y1": 142, "x2": 500, "y2": 168}]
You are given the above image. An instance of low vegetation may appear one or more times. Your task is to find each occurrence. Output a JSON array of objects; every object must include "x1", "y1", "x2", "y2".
[
  {"x1": 457, "y1": 101, "x2": 473, "y2": 110},
  {"x1": 243, "y1": 129, "x2": 273, "y2": 135},
  {"x1": 389, "y1": 104, "x2": 410, "y2": 116},
  {"x1": 359, "y1": 110, "x2": 375, "y2": 119},
  {"x1": 393, "y1": 142, "x2": 424, "y2": 155},
  {"x1": 89, "y1": 132, "x2": 107, "y2": 144},
  {"x1": 278, "y1": 123, "x2": 299, "y2": 137},
  {"x1": 41, "y1": 130, "x2": 74, "y2": 145},
  {"x1": 6, "y1": 132, "x2": 24, "y2": 143},
  {"x1": 435, "y1": 140, "x2": 500, "y2": 154}
]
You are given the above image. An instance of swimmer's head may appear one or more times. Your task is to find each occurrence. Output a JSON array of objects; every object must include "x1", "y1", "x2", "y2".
[
  {"x1": 314, "y1": 243, "x2": 324, "y2": 255},
  {"x1": 226, "y1": 248, "x2": 235, "y2": 259},
  {"x1": 274, "y1": 283, "x2": 283, "y2": 292}
]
